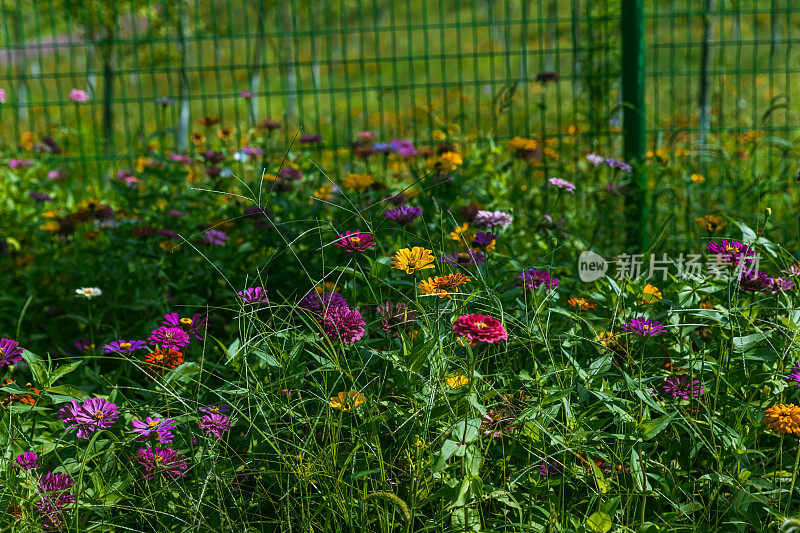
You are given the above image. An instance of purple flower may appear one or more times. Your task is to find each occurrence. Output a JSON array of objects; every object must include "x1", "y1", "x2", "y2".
[
  {"x1": 200, "y1": 404, "x2": 230, "y2": 415},
  {"x1": 739, "y1": 269, "x2": 775, "y2": 293},
  {"x1": 605, "y1": 157, "x2": 633, "y2": 173},
  {"x1": 132, "y1": 417, "x2": 177, "y2": 443},
  {"x1": 605, "y1": 182, "x2": 625, "y2": 195},
  {"x1": 102, "y1": 339, "x2": 147, "y2": 355},
  {"x1": 0, "y1": 337, "x2": 25, "y2": 366},
  {"x1": 787, "y1": 362, "x2": 800, "y2": 387},
  {"x1": 73, "y1": 338, "x2": 94, "y2": 353},
  {"x1": 168, "y1": 209, "x2": 186, "y2": 217},
  {"x1": 148, "y1": 326, "x2": 191, "y2": 350},
  {"x1": 662, "y1": 375, "x2": 704, "y2": 400},
  {"x1": 440, "y1": 251, "x2": 485, "y2": 267},
  {"x1": 548, "y1": 177, "x2": 576, "y2": 192},
  {"x1": 36, "y1": 472, "x2": 75, "y2": 529},
  {"x1": 706, "y1": 240, "x2": 755, "y2": 265},
  {"x1": 29, "y1": 192, "x2": 52, "y2": 202},
  {"x1": 299, "y1": 291, "x2": 348, "y2": 315},
  {"x1": 536, "y1": 458, "x2": 563, "y2": 477},
  {"x1": 518, "y1": 268, "x2": 560, "y2": 293},
  {"x1": 772, "y1": 276, "x2": 795, "y2": 293},
  {"x1": 239, "y1": 90, "x2": 254, "y2": 99},
  {"x1": 157, "y1": 228, "x2": 180, "y2": 239},
  {"x1": 481, "y1": 409, "x2": 518, "y2": 438},
  {"x1": 69, "y1": 88, "x2": 88, "y2": 102},
  {"x1": 315, "y1": 306, "x2": 366, "y2": 344},
  {"x1": 199, "y1": 413, "x2": 232, "y2": 439},
  {"x1": 621, "y1": 318, "x2": 666, "y2": 337},
  {"x1": 199, "y1": 229, "x2": 228, "y2": 246},
  {"x1": 300, "y1": 134, "x2": 322, "y2": 144},
  {"x1": 238, "y1": 286, "x2": 269, "y2": 304},
  {"x1": 169, "y1": 153, "x2": 192, "y2": 165},
  {"x1": 137, "y1": 446, "x2": 188, "y2": 480},
  {"x1": 334, "y1": 230, "x2": 377, "y2": 252},
  {"x1": 388, "y1": 139, "x2": 417, "y2": 158},
  {"x1": 586, "y1": 153, "x2": 605, "y2": 166},
  {"x1": 155, "y1": 96, "x2": 174, "y2": 106},
  {"x1": 58, "y1": 397, "x2": 120, "y2": 439},
  {"x1": 8, "y1": 159, "x2": 33, "y2": 169},
  {"x1": 376, "y1": 301, "x2": 417, "y2": 336},
  {"x1": 472, "y1": 232, "x2": 497, "y2": 248},
  {"x1": 0, "y1": 88, "x2": 6, "y2": 103},
  {"x1": 48, "y1": 169, "x2": 68, "y2": 181},
  {"x1": 384, "y1": 205, "x2": 422, "y2": 225},
  {"x1": 163, "y1": 313, "x2": 207, "y2": 341},
  {"x1": 384, "y1": 193, "x2": 408, "y2": 206},
  {"x1": 279, "y1": 167, "x2": 303, "y2": 181},
  {"x1": 472, "y1": 210, "x2": 513, "y2": 229},
  {"x1": 243, "y1": 146, "x2": 265, "y2": 157},
  {"x1": 14, "y1": 452, "x2": 39, "y2": 469}
]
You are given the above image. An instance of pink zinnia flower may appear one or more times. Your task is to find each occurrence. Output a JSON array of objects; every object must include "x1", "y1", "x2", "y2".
[
  {"x1": 472, "y1": 210, "x2": 513, "y2": 229},
  {"x1": 36, "y1": 472, "x2": 75, "y2": 529},
  {"x1": 316, "y1": 306, "x2": 366, "y2": 344},
  {"x1": 136, "y1": 446, "x2": 187, "y2": 480},
  {"x1": 132, "y1": 417, "x2": 177, "y2": 443},
  {"x1": 0, "y1": 88, "x2": 6, "y2": 103},
  {"x1": 452, "y1": 314, "x2": 507, "y2": 345},
  {"x1": 14, "y1": 452, "x2": 39, "y2": 469},
  {"x1": 662, "y1": 375, "x2": 704, "y2": 400},
  {"x1": 0, "y1": 337, "x2": 25, "y2": 366},
  {"x1": 148, "y1": 326, "x2": 191, "y2": 350},
  {"x1": 68, "y1": 88, "x2": 88, "y2": 102},
  {"x1": 334, "y1": 230, "x2": 377, "y2": 252},
  {"x1": 58, "y1": 397, "x2": 120, "y2": 439},
  {"x1": 8, "y1": 159, "x2": 33, "y2": 169},
  {"x1": 238, "y1": 286, "x2": 269, "y2": 303},
  {"x1": 548, "y1": 177, "x2": 576, "y2": 192},
  {"x1": 199, "y1": 413, "x2": 232, "y2": 439},
  {"x1": 706, "y1": 240, "x2": 755, "y2": 265},
  {"x1": 621, "y1": 318, "x2": 666, "y2": 337}
]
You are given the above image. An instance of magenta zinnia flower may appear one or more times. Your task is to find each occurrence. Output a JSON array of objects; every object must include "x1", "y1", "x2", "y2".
[
  {"x1": 132, "y1": 417, "x2": 177, "y2": 443},
  {"x1": 36, "y1": 472, "x2": 75, "y2": 529},
  {"x1": 377, "y1": 301, "x2": 417, "y2": 336},
  {"x1": 238, "y1": 286, "x2": 269, "y2": 303},
  {"x1": 163, "y1": 312, "x2": 207, "y2": 340},
  {"x1": 662, "y1": 375, "x2": 704, "y2": 400},
  {"x1": 787, "y1": 362, "x2": 800, "y2": 387},
  {"x1": 199, "y1": 413, "x2": 232, "y2": 439},
  {"x1": 518, "y1": 268, "x2": 560, "y2": 292},
  {"x1": 200, "y1": 404, "x2": 230, "y2": 415},
  {"x1": 298, "y1": 290, "x2": 347, "y2": 314},
  {"x1": 14, "y1": 452, "x2": 39, "y2": 469},
  {"x1": 199, "y1": 229, "x2": 228, "y2": 246},
  {"x1": 706, "y1": 240, "x2": 755, "y2": 265},
  {"x1": 148, "y1": 326, "x2": 191, "y2": 350},
  {"x1": 738, "y1": 269, "x2": 774, "y2": 293},
  {"x1": 58, "y1": 397, "x2": 119, "y2": 439},
  {"x1": 384, "y1": 205, "x2": 422, "y2": 225},
  {"x1": 0, "y1": 337, "x2": 25, "y2": 366},
  {"x1": 548, "y1": 177, "x2": 576, "y2": 192},
  {"x1": 102, "y1": 339, "x2": 147, "y2": 355},
  {"x1": 453, "y1": 314, "x2": 507, "y2": 345},
  {"x1": 136, "y1": 446, "x2": 188, "y2": 480},
  {"x1": 472, "y1": 210, "x2": 513, "y2": 229},
  {"x1": 8, "y1": 159, "x2": 33, "y2": 169},
  {"x1": 621, "y1": 318, "x2": 666, "y2": 337},
  {"x1": 334, "y1": 230, "x2": 377, "y2": 252},
  {"x1": 536, "y1": 458, "x2": 563, "y2": 477},
  {"x1": 316, "y1": 306, "x2": 366, "y2": 344}
]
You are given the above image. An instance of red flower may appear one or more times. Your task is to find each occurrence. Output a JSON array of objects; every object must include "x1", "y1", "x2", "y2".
[{"x1": 453, "y1": 314, "x2": 507, "y2": 346}]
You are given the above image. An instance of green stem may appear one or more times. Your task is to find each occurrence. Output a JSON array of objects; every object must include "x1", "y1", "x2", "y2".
[{"x1": 786, "y1": 440, "x2": 800, "y2": 514}]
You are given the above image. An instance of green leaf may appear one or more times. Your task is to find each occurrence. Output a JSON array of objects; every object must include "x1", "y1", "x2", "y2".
[
  {"x1": 586, "y1": 511, "x2": 613, "y2": 533},
  {"x1": 44, "y1": 384, "x2": 89, "y2": 400},
  {"x1": 630, "y1": 447, "x2": 652, "y2": 492},
  {"x1": 22, "y1": 350, "x2": 47, "y2": 385},
  {"x1": 640, "y1": 414, "x2": 675, "y2": 440},
  {"x1": 48, "y1": 361, "x2": 82, "y2": 387}
]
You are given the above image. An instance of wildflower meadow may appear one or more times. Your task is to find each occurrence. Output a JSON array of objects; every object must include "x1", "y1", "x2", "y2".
[{"x1": 4, "y1": 1, "x2": 800, "y2": 532}]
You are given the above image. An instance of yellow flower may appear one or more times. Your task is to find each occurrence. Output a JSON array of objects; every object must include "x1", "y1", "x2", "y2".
[
  {"x1": 763, "y1": 404, "x2": 800, "y2": 435},
  {"x1": 40, "y1": 221, "x2": 61, "y2": 233},
  {"x1": 449, "y1": 223, "x2": 471, "y2": 242},
  {"x1": 507, "y1": 136, "x2": 537, "y2": 152},
  {"x1": 329, "y1": 390, "x2": 366, "y2": 412},
  {"x1": 342, "y1": 173, "x2": 374, "y2": 192},
  {"x1": 136, "y1": 157, "x2": 151, "y2": 173},
  {"x1": 418, "y1": 273, "x2": 470, "y2": 298},
  {"x1": 20, "y1": 131, "x2": 34, "y2": 150},
  {"x1": 313, "y1": 185, "x2": 333, "y2": 201},
  {"x1": 217, "y1": 126, "x2": 234, "y2": 140},
  {"x1": 640, "y1": 284, "x2": 662, "y2": 304},
  {"x1": 190, "y1": 131, "x2": 206, "y2": 145},
  {"x1": 596, "y1": 332, "x2": 616, "y2": 347},
  {"x1": 432, "y1": 129, "x2": 446, "y2": 141},
  {"x1": 263, "y1": 173, "x2": 278, "y2": 182},
  {"x1": 391, "y1": 247, "x2": 436, "y2": 275},
  {"x1": 695, "y1": 215, "x2": 727, "y2": 233},
  {"x1": 690, "y1": 173, "x2": 705, "y2": 184},
  {"x1": 428, "y1": 152, "x2": 462, "y2": 173},
  {"x1": 445, "y1": 375, "x2": 469, "y2": 389},
  {"x1": 567, "y1": 297, "x2": 595, "y2": 311}
]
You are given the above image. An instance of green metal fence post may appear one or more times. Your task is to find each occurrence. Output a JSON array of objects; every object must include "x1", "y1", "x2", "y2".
[{"x1": 621, "y1": 0, "x2": 647, "y2": 252}]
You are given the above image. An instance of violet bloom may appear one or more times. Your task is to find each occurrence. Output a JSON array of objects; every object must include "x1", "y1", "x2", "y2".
[
  {"x1": 279, "y1": 167, "x2": 303, "y2": 181},
  {"x1": 786, "y1": 362, "x2": 800, "y2": 387},
  {"x1": 376, "y1": 301, "x2": 417, "y2": 336},
  {"x1": 29, "y1": 192, "x2": 52, "y2": 202},
  {"x1": 536, "y1": 458, "x2": 563, "y2": 477},
  {"x1": 440, "y1": 251, "x2": 485, "y2": 267},
  {"x1": 772, "y1": 276, "x2": 795, "y2": 292},
  {"x1": 199, "y1": 413, "x2": 232, "y2": 439},
  {"x1": 137, "y1": 446, "x2": 188, "y2": 480},
  {"x1": 0, "y1": 337, "x2": 25, "y2": 366},
  {"x1": 315, "y1": 306, "x2": 366, "y2": 344},
  {"x1": 739, "y1": 269, "x2": 775, "y2": 293},
  {"x1": 163, "y1": 312, "x2": 207, "y2": 340},
  {"x1": 586, "y1": 153, "x2": 605, "y2": 166},
  {"x1": 102, "y1": 339, "x2": 147, "y2": 355},
  {"x1": 389, "y1": 139, "x2": 417, "y2": 157},
  {"x1": 48, "y1": 169, "x2": 68, "y2": 181},
  {"x1": 36, "y1": 472, "x2": 75, "y2": 529},
  {"x1": 518, "y1": 268, "x2": 560, "y2": 293},
  {"x1": 706, "y1": 240, "x2": 755, "y2": 265},
  {"x1": 605, "y1": 157, "x2": 633, "y2": 173},
  {"x1": 200, "y1": 404, "x2": 230, "y2": 415},
  {"x1": 334, "y1": 230, "x2": 377, "y2": 252},
  {"x1": 169, "y1": 153, "x2": 192, "y2": 165},
  {"x1": 132, "y1": 417, "x2": 177, "y2": 443},
  {"x1": 58, "y1": 397, "x2": 120, "y2": 439},
  {"x1": 8, "y1": 159, "x2": 33, "y2": 169},
  {"x1": 68, "y1": 88, "x2": 88, "y2": 102},
  {"x1": 199, "y1": 229, "x2": 228, "y2": 246},
  {"x1": 605, "y1": 182, "x2": 625, "y2": 196},
  {"x1": 14, "y1": 452, "x2": 39, "y2": 469},
  {"x1": 299, "y1": 291, "x2": 348, "y2": 315},
  {"x1": 472, "y1": 210, "x2": 513, "y2": 229},
  {"x1": 621, "y1": 318, "x2": 666, "y2": 337},
  {"x1": 300, "y1": 134, "x2": 322, "y2": 144},
  {"x1": 662, "y1": 375, "x2": 705, "y2": 400},
  {"x1": 148, "y1": 326, "x2": 191, "y2": 350},
  {"x1": 384, "y1": 205, "x2": 422, "y2": 225},
  {"x1": 168, "y1": 209, "x2": 186, "y2": 217},
  {"x1": 243, "y1": 146, "x2": 265, "y2": 157},
  {"x1": 238, "y1": 286, "x2": 269, "y2": 304},
  {"x1": 472, "y1": 232, "x2": 497, "y2": 248},
  {"x1": 548, "y1": 177, "x2": 576, "y2": 192}
]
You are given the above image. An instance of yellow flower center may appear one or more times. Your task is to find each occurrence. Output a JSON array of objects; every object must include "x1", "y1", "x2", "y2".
[
  {"x1": 83, "y1": 289, "x2": 93, "y2": 295},
  {"x1": 164, "y1": 331, "x2": 173, "y2": 339},
  {"x1": 94, "y1": 410, "x2": 104, "y2": 420},
  {"x1": 180, "y1": 318, "x2": 193, "y2": 325},
  {"x1": 350, "y1": 236, "x2": 361, "y2": 244},
  {"x1": 725, "y1": 245, "x2": 736, "y2": 252},
  {"x1": 642, "y1": 325, "x2": 651, "y2": 331},
  {"x1": 474, "y1": 322, "x2": 487, "y2": 329},
  {"x1": 155, "y1": 455, "x2": 164, "y2": 463},
  {"x1": 149, "y1": 420, "x2": 159, "y2": 427},
  {"x1": 120, "y1": 342, "x2": 131, "y2": 349}
]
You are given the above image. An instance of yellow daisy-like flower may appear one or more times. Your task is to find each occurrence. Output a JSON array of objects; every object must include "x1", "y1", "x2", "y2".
[
  {"x1": 217, "y1": 126, "x2": 235, "y2": 140},
  {"x1": 40, "y1": 221, "x2": 61, "y2": 233},
  {"x1": 640, "y1": 284, "x2": 662, "y2": 304},
  {"x1": 695, "y1": 215, "x2": 727, "y2": 233},
  {"x1": 596, "y1": 332, "x2": 616, "y2": 348},
  {"x1": 391, "y1": 247, "x2": 436, "y2": 275},
  {"x1": 342, "y1": 173, "x2": 374, "y2": 192},
  {"x1": 690, "y1": 173, "x2": 705, "y2": 184},
  {"x1": 449, "y1": 222, "x2": 471, "y2": 242},
  {"x1": 763, "y1": 404, "x2": 800, "y2": 435},
  {"x1": 418, "y1": 273, "x2": 470, "y2": 298},
  {"x1": 136, "y1": 156, "x2": 152, "y2": 173},
  {"x1": 329, "y1": 390, "x2": 366, "y2": 412},
  {"x1": 567, "y1": 297, "x2": 595, "y2": 311},
  {"x1": 445, "y1": 375, "x2": 469, "y2": 389},
  {"x1": 428, "y1": 152, "x2": 463, "y2": 173},
  {"x1": 190, "y1": 131, "x2": 206, "y2": 145},
  {"x1": 20, "y1": 131, "x2": 34, "y2": 150},
  {"x1": 432, "y1": 129, "x2": 446, "y2": 141},
  {"x1": 507, "y1": 136, "x2": 538, "y2": 152}
]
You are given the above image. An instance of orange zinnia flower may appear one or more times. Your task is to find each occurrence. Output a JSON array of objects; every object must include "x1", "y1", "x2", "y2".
[
  {"x1": 567, "y1": 297, "x2": 595, "y2": 311},
  {"x1": 143, "y1": 348, "x2": 184, "y2": 379},
  {"x1": 763, "y1": 404, "x2": 800, "y2": 435}
]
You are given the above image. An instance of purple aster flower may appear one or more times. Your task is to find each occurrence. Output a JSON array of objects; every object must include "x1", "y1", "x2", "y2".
[
  {"x1": 440, "y1": 251, "x2": 485, "y2": 267},
  {"x1": 238, "y1": 286, "x2": 269, "y2": 304},
  {"x1": 58, "y1": 397, "x2": 120, "y2": 439},
  {"x1": 199, "y1": 413, "x2": 232, "y2": 439},
  {"x1": 8, "y1": 159, "x2": 33, "y2": 169},
  {"x1": 73, "y1": 338, "x2": 94, "y2": 353},
  {"x1": 163, "y1": 312, "x2": 207, "y2": 341},
  {"x1": 299, "y1": 290, "x2": 348, "y2": 315},
  {"x1": 199, "y1": 229, "x2": 228, "y2": 246},
  {"x1": 373, "y1": 142, "x2": 391, "y2": 153},
  {"x1": 621, "y1": 318, "x2": 666, "y2": 337},
  {"x1": 517, "y1": 268, "x2": 560, "y2": 293},
  {"x1": 787, "y1": 362, "x2": 800, "y2": 387},
  {"x1": 772, "y1": 276, "x2": 795, "y2": 293},
  {"x1": 200, "y1": 404, "x2": 230, "y2": 415},
  {"x1": 548, "y1": 177, "x2": 576, "y2": 192},
  {"x1": 536, "y1": 458, "x2": 563, "y2": 477},
  {"x1": 472, "y1": 210, "x2": 513, "y2": 229},
  {"x1": 132, "y1": 417, "x2": 177, "y2": 443},
  {"x1": 102, "y1": 339, "x2": 147, "y2": 355},
  {"x1": 605, "y1": 157, "x2": 633, "y2": 173},
  {"x1": 706, "y1": 240, "x2": 755, "y2": 265},
  {"x1": 586, "y1": 153, "x2": 605, "y2": 166},
  {"x1": 137, "y1": 446, "x2": 188, "y2": 480},
  {"x1": 384, "y1": 205, "x2": 422, "y2": 225},
  {"x1": 738, "y1": 269, "x2": 775, "y2": 293},
  {"x1": 662, "y1": 375, "x2": 704, "y2": 400},
  {"x1": 299, "y1": 134, "x2": 322, "y2": 144},
  {"x1": 315, "y1": 306, "x2": 366, "y2": 344},
  {"x1": 334, "y1": 230, "x2": 377, "y2": 252},
  {"x1": 29, "y1": 192, "x2": 52, "y2": 202},
  {"x1": 36, "y1": 472, "x2": 75, "y2": 529},
  {"x1": 0, "y1": 337, "x2": 25, "y2": 366},
  {"x1": 14, "y1": 452, "x2": 39, "y2": 469},
  {"x1": 389, "y1": 139, "x2": 417, "y2": 157},
  {"x1": 376, "y1": 301, "x2": 417, "y2": 336},
  {"x1": 472, "y1": 232, "x2": 497, "y2": 248},
  {"x1": 148, "y1": 326, "x2": 191, "y2": 350},
  {"x1": 605, "y1": 182, "x2": 625, "y2": 195}
]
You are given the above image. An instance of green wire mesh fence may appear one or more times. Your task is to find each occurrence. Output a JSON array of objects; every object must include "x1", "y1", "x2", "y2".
[{"x1": 0, "y1": 1, "x2": 799, "y2": 173}]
